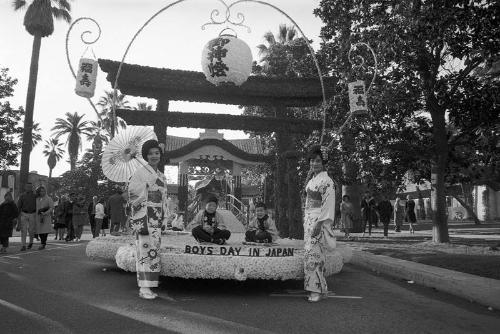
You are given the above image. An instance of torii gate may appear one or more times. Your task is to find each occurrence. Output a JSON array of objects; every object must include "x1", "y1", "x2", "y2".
[{"x1": 99, "y1": 59, "x2": 337, "y2": 238}]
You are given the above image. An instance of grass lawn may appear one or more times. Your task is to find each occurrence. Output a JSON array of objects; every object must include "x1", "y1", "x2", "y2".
[{"x1": 366, "y1": 248, "x2": 500, "y2": 280}]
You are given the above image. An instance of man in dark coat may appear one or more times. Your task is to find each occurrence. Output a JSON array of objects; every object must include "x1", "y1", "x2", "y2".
[
  {"x1": 361, "y1": 191, "x2": 378, "y2": 236},
  {"x1": 0, "y1": 192, "x2": 19, "y2": 252},
  {"x1": 65, "y1": 192, "x2": 76, "y2": 242},
  {"x1": 377, "y1": 195, "x2": 393, "y2": 238},
  {"x1": 17, "y1": 182, "x2": 37, "y2": 250},
  {"x1": 107, "y1": 189, "x2": 126, "y2": 236}
]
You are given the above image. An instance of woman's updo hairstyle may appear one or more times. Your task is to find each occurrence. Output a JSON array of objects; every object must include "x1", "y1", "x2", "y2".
[
  {"x1": 141, "y1": 139, "x2": 164, "y2": 161},
  {"x1": 307, "y1": 145, "x2": 328, "y2": 164}
]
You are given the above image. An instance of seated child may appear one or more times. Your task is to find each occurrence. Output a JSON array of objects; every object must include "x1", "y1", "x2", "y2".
[
  {"x1": 190, "y1": 195, "x2": 231, "y2": 245},
  {"x1": 245, "y1": 202, "x2": 278, "y2": 243}
]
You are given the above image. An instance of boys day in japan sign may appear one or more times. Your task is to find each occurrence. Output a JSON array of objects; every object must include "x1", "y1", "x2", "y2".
[{"x1": 185, "y1": 245, "x2": 295, "y2": 257}]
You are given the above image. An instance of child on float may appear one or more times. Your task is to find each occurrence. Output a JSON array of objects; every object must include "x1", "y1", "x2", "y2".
[
  {"x1": 190, "y1": 195, "x2": 231, "y2": 245},
  {"x1": 245, "y1": 202, "x2": 278, "y2": 243}
]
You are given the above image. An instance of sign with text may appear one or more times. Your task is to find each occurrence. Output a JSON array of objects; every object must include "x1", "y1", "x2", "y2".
[
  {"x1": 348, "y1": 80, "x2": 368, "y2": 116},
  {"x1": 184, "y1": 245, "x2": 295, "y2": 257}
]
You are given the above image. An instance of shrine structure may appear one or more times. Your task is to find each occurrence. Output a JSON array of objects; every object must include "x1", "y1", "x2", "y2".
[{"x1": 98, "y1": 59, "x2": 337, "y2": 239}]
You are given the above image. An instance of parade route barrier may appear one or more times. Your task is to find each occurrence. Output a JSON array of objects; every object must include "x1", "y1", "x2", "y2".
[{"x1": 86, "y1": 232, "x2": 352, "y2": 281}]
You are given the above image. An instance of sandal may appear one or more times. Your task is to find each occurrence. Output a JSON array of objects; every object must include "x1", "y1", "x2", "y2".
[
  {"x1": 308, "y1": 292, "x2": 322, "y2": 303},
  {"x1": 139, "y1": 289, "x2": 157, "y2": 300}
]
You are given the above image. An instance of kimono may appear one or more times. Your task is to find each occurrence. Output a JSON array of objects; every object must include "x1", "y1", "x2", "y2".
[
  {"x1": 128, "y1": 165, "x2": 170, "y2": 288},
  {"x1": 304, "y1": 171, "x2": 336, "y2": 294}
]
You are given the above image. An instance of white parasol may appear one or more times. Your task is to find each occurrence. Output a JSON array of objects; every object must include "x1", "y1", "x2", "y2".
[{"x1": 101, "y1": 126, "x2": 157, "y2": 182}]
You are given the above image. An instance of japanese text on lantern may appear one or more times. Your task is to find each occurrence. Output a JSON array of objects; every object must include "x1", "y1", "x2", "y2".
[
  {"x1": 206, "y1": 38, "x2": 230, "y2": 78},
  {"x1": 75, "y1": 58, "x2": 97, "y2": 98},
  {"x1": 348, "y1": 80, "x2": 368, "y2": 115}
]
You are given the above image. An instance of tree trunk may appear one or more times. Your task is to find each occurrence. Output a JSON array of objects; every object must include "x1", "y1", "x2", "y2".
[
  {"x1": 70, "y1": 155, "x2": 76, "y2": 171},
  {"x1": 452, "y1": 195, "x2": 481, "y2": 225},
  {"x1": 274, "y1": 131, "x2": 290, "y2": 238},
  {"x1": 430, "y1": 108, "x2": 450, "y2": 243},
  {"x1": 47, "y1": 168, "x2": 52, "y2": 195},
  {"x1": 19, "y1": 35, "x2": 42, "y2": 192},
  {"x1": 341, "y1": 130, "x2": 363, "y2": 232},
  {"x1": 286, "y1": 152, "x2": 304, "y2": 239}
]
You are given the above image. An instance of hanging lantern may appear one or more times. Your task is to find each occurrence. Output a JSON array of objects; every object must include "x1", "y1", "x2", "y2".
[
  {"x1": 75, "y1": 58, "x2": 98, "y2": 98},
  {"x1": 201, "y1": 35, "x2": 252, "y2": 86}
]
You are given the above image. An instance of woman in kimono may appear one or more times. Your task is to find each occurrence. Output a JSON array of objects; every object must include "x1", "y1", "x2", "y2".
[
  {"x1": 128, "y1": 140, "x2": 170, "y2": 300},
  {"x1": 303, "y1": 145, "x2": 336, "y2": 302},
  {"x1": 35, "y1": 186, "x2": 54, "y2": 250}
]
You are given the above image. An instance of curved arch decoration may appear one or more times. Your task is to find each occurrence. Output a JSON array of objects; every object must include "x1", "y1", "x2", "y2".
[
  {"x1": 65, "y1": 17, "x2": 103, "y2": 121},
  {"x1": 326, "y1": 42, "x2": 378, "y2": 149},
  {"x1": 110, "y1": 0, "x2": 327, "y2": 141}
]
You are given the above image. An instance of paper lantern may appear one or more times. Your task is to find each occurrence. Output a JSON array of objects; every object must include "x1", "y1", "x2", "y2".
[
  {"x1": 75, "y1": 58, "x2": 98, "y2": 98},
  {"x1": 201, "y1": 35, "x2": 252, "y2": 86}
]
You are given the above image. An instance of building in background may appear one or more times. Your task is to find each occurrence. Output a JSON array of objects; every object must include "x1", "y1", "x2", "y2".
[{"x1": 0, "y1": 170, "x2": 48, "y2": 203}]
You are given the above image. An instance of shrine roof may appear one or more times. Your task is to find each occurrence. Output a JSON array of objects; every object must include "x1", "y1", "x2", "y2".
[
  {"x1": 165, "y1": 135, "x2": 264, "y2": 155},
  {"x1": 98, "y1": 59, "x2": 338, "y2": 107},
  {"x1": 166, "y1": 138, "x2": 271, "y2": 164}
]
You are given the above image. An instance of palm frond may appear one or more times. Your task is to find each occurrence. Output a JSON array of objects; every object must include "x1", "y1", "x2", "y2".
[
  {"x1": 56, "y1": 0, "x2": 71, "y2": 11},
  {"x1": 12, "y1": 0, "x2": 26, "y2": 10},
  {"x1": 51, "y1": 7, "x2": 71, "y2": 23}
]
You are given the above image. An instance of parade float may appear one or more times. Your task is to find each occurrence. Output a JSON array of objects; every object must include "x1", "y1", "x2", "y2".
[{"x1": 66, "y1": 0, "x2": 376, "y2": 281}]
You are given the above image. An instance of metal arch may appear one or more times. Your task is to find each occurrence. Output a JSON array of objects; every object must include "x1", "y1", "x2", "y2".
[
  {"x1": 201, "y1": 0, "x2": 251, "y2": 33},
  {"x1": 109, "y1": 0, "x2": 328, "y2": 142},
  {"x1": 65, "y1": 17, "x2": 103, "y2": 121}
]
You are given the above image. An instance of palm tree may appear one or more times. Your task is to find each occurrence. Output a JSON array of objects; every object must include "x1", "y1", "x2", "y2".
[
  {"x1": 30, "y1": 122, "x2": 42, "y2": 151},
  {"x1": 97, "y1": 90, "x2": 130, "y2": 137},
  {"x1": 134, "y1": 102, "x2": 154, "y2": 111},
  {"x1": 42, "y1": 138, "x2": 64, "y2": 193},
  {"x1": 51, "y1": 112, "x2": 93, "y2": 171},
  {"x1": 256, "y1": 24, "x2": 298, "y2": 75},
  {"x1": 13, "y1": 0, "x2": 72, "y2": 191}
]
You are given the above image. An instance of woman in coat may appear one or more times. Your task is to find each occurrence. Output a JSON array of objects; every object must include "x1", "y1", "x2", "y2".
[
  {"x1": 0, "y1": 192, "x2": 19, "y2": 253},
  {"x1": 54, "y1": 196, "x2": 67, "y2": 240},
  {"x1": 72, "y1": 194, "x2": 88, "y2": 242},
  {"x1": 35, "y1": 186, "x2": 54, "y2": 250}
]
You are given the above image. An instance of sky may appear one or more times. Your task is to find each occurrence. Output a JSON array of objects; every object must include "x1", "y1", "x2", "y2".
[{"x1": 0, "y1": 0, "x2": 324, "y2": 179}]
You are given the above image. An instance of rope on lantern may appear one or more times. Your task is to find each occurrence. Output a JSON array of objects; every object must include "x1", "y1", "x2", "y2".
[
  {"x1": 65, "y1": 17, "x2": 103, "y2": 122},
  {"x1": 325, "y1": 42, "x2": 378, "y2": 150}
]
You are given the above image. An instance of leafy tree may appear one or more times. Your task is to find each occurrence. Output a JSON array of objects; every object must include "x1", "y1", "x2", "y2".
[
  {"x1": 0, "y1": 68, "x2": 24, "y2": 169},
  {"x1": 241, "y1": 25, "x2": 318, "y2": 238},
  {"x1": 13, "y1": 0, "x2": 72, "y2": 192},
  {"x1": 314, "y1": 0, "x2": 500, "y2": 242},
  {"x1": 97, "y1": 90, "x2": 130, "y2": 137},
  {"x1": 51, "y1": 112, "x2": 93, "y2": 171}
]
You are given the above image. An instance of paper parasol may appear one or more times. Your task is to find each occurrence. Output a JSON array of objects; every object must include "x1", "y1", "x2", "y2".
[{"x1": 101, "y1": 127, "x2": 157, "y2": 182}]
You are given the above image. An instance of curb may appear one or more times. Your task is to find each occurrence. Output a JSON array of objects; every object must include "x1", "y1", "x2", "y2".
[{"x1": 351, "y1": 250, "x2": 500, "y2": 310}]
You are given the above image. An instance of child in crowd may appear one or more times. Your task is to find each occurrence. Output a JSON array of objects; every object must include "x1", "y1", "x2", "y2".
[
  {"x1": 245, "y1": 202, "x2": 278, "y2": 243},
  {"x1": 189, "y1": 195, "x2": 231, "y2": 245}
]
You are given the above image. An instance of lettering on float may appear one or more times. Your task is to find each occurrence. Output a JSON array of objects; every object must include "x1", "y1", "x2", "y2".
[{"x1": 184, "y1": 245, "x2": 295, "y2": 257}]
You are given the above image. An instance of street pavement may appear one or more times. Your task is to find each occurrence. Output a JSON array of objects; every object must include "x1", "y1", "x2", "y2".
[{"x1": 1, "y1": 236, "x2": 500, "y2": 334}]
